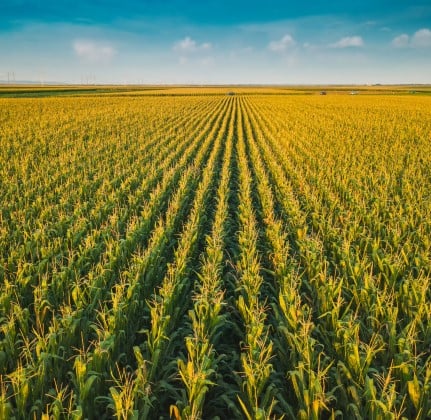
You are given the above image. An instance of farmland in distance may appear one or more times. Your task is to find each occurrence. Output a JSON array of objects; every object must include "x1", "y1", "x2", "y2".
[{"x1": 0, "y1": 88, "x2": 430, "y2": 419}]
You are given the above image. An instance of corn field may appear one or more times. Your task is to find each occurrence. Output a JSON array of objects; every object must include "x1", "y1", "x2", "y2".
[{"x1": 0, "y1": 91, "x2": 430, "y2": 419}]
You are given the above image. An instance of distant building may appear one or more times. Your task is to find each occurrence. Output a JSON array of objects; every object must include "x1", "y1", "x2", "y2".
[{"x1": 320, "y1": 91, "x2": 327, "y2": 95}]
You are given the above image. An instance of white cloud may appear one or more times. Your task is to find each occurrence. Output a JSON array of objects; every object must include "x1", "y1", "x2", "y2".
[
  {"x1": 330, "y1": 36, "x2": 364, "y2": 48},
  {"x1": 173, "y1": 36, "x2": 212, "y2": 53},
  {"x1": 412, "y1": 28, "x2": 431, "y2": 48},
  {"x1": 73, "y1": 40, "x2": 116, "y2": 62},
  {"x1": 268, "y1": 34, "x2": 296, "y2": 52},
  {"x1": 392, "y1": 28, "x2": 431, "y2": 48},
  {"x1": 392, "y1": 34, "x2": 409, "y2": 48}
]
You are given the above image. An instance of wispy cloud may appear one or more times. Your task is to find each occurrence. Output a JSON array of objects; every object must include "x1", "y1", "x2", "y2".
[
  {"x1": 392, "y1": 34, "x2": 409, "y2": 47},
  {"x1": 173, "y1": 36, "x2": 213, "y2": 67},
  {"x1": 73, "y1": 40, "x2": 116, "y2": 62},
  {"x1": 173, "y1": 36, "x2": 212, "y2": 53},
  {"x1": 268, "y1": 34, "x2": 296, "y2": 52},
  {"x1": 392, "y1": 28, "x2": 431, "y2": 48},
  {"x1": 330, "y1": 36, "x2": 364, "y2": 48},
  {"x1": 412, "y1": 28, "x2": 431, "y2": 47}
]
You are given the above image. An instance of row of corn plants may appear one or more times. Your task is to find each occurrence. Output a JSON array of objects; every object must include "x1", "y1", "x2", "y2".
[
  {"x1": 242, "y1": 96, "x2": 337, "y2": 418},
  {"x1": 135, "y1": 97, "x2": 234, "y2": 419},
  {"x1": 172, "y1": 97, "x2": 236, "y2": 419},
  {"x1": 230, "y1": 98, "x2": 278, "y2": 419}
]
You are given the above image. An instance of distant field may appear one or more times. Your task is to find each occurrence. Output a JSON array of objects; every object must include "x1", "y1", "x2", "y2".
[
  {"x1": 0, "y1": 91, "x2": 430, "y2": 419},
  {"x1": 1, "y1": 84, "x2": 431, "y2": 97}
]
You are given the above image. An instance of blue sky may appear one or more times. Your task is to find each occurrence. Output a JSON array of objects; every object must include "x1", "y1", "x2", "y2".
[{"x1": 1, "y1": 1, "x2": 431, "y2": 84}]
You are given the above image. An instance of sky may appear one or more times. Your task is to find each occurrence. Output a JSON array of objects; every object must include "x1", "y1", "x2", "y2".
[{"x1": 1, "y1": 1, "x2": 431, "y2": 84}]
